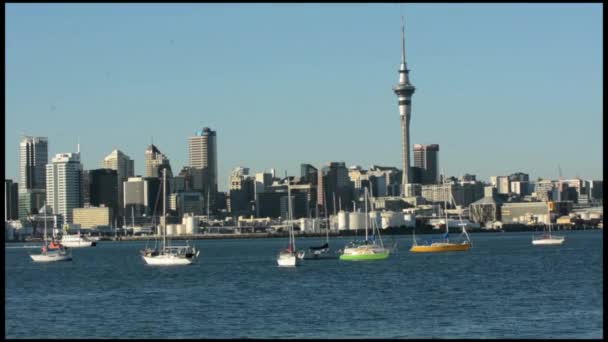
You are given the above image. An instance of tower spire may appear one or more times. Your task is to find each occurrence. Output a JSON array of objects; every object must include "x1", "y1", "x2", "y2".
[{"x1": 401, "y1": 16, "x2": 406, "y2": 64}]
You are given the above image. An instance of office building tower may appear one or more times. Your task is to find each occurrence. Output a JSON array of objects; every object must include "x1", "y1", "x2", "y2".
[
  {"x1": 18, "y1": 136, "x2": 48, "y2": 219},
  {"x1": 5, "y1": 179, "x2": 19, "y2": 220},
  {"x1": 228, "y1": 167, "x2": 255, "y2": 215},
  {"x1": 19, "y1": 136, "x2": 48, "y2": 191},
  {"x1": 145, "y1": 144, "x2": 172, "y2": 178},
  {"x1": 392, "y1": 19, "x2": 416, "y2": 196},
  {"x1": 317, "y1": 162, "x2": 353, "y2": 216},
  {"x1": 413, "y1": 144, "x2": 439, "y2": 185},
  {"x1": 102, "y1": 149, "x2": 134, "y2": 219},
  {"x1": 46, "y1": 152, "x2": 83, "y2": 223},
  {"x1": 123, "y1": 176, "x2": 162, "y2": 219},
  {"x1": 300, "y1": 164, "x2": 318, "y2": 185},
  {"x1": 170, "y1": 192, "x2": 204, "y2": 218},
  {"x1": 81, "y1": 170, "x2": 91, "y2": 207},
  {"x1": 89, "y1": 168, "x2": 119, "y2": 221},
  {"x1": 73, "y1": 206, "x2": 112, "y2": 229},
  {"x1": 188, "y1": 127, "x2": 218, "y2": 196},
  {"x1": 508, "y1": 172, "x2": 530, "y2": 182}
]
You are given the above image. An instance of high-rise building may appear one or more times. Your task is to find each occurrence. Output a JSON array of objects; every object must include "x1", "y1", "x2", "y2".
[
  {"x1": 123, "y1": 176, "x2": 162, "y2": 219},
  {"x1": 300, "y1": 164, "x2": 318, "y2": 185},
  {"x1": 81, "y1": 170, "x2": 91, "y2": 207},
  {"x1": 19, "y1": 136, "x2": 48, "y2": 191},
  {"x1": 317, "y1": 162, "x2": 353, "y2": 216},
  {"x1": 228, "y1": 167, "x2": 255, "y2": 216},
  {"x1": 102, "y1": 149, "x2": 134, "y2": 220},
  {"x1": 392, "y1": 19, "x2": 416, "y2": 196},
  {"x1": 46, "y1": 152, "x2": 83, "y2": 223},
  {"x1": 18, "y1": 136, "x2": 48, "y2": 219},
  {"x1": 509, "y1": 172, "x2": 530, "y2": 182},
  {"x1": 5, "y1": 179, "x2": 19, "y2": 220},
  {"x1": 145, "y1": 144, "x2": 172, "y2": 178},
  {"x1": 188, "y1": 127, "x2": 218, "y2": 196},
  {"x1": 413, "y1": 144, "x2": 439, "y2": 185},
  {"x1": 89, "y1": 168, "x2": 119, "y2": 221}
]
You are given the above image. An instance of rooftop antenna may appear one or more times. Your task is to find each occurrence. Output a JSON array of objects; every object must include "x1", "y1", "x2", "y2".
[
  {"x1": 77, "y1": 136, "x2": 80, "y2": 154},
  {"x1": 558, "y1": 164, "x2": 563, "y2": 181}
]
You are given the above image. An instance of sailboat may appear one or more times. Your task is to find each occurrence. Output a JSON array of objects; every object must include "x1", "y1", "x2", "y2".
[
  {"x1": 300, "y1": 189, "x2": 338, "y2": 260},
  {"x1": 141, "y1": 169, "x2": 199, "y2": 266},
  {"x1": 339, "y1": 187, "x2": 391, "y2": 261},
  {"x1": 410, "y1": 188, "x2": 471, "y2": 253},
  {"x1": 277, "y1": 180, "x2": 302, "y2": 267},
  {"x1": 30, "y1": 204, "x2": 72, "y2": 262},
  {"x1": 532, "y1": 202, "x2": 565, "y2": 245}
]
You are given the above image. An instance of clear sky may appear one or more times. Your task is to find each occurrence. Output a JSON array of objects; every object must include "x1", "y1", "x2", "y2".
[{"x1": 5, "y1": 3, "x2": 603, "y2": 191}]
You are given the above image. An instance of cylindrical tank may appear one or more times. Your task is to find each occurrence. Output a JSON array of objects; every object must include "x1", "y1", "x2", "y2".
[
  {"x1": 589, "y1": 213, "x2": 601, "y2": 220},
  {"x1": 349, "y1": 212, "x2": 366, "y2": 230},
  {"x1": 166, "y1": 224, "x2": 176, "y2": 236},
  {"x1": 338, "y1": 211, "x2": 349, "y2": 231},
  {"x1": 183, "y1": 216, "x2": 196, "y2": 235}
]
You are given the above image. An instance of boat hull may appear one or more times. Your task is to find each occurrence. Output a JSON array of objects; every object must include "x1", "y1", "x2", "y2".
[
  {"x1": 410, "y1": 242, "x2": 471, "y2": 253},
  {"x1": 339, "y1": 247, "x2": 390, "y2": 261},
  {"x1": 277, "y1": 254, "x2": 298, "y2": 267},
  {"x1": 61, "y1": 241, "x2": 95, "y2": 248},
  {"x1": 142, "y1": 255, "x2": 194, "y2": 265},
  {"x1": 532, "y1": 238, "x2": 565, "y2": 245},
  {"x1": 30, "y1": 253, "x2": 72, "y2": 263}
]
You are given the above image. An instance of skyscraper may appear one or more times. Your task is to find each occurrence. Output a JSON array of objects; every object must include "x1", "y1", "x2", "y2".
[
  {"x1": 392, "y1": 18, "x2": 416, "y2": 197},
  {"x1": 102, "y1": 149, "x2": 134, "y2": 221},
  {"x1": 188, "y1": 127, "x2": 218, "y2": 208},
  {"x1": 317, "y1": 162, "x2": 353, "y2": 216},
  {"x1": 46, "y1": 152, "x2": 83, "y2": 223},
  {"x1": 18, "y1": 136, "x2": 48, "y2": 219},
  {"x1": 5, "y1": 179, "x2": 19, "y2": 220},
  {"x1": 89, "y1": 168, "x2": 119, "y2": 221},
  {"x1": 145, "y1": 144, "x2": 172, "y2": 178},
  {"x1": 413, "y1": 144, "x2": 439, "y2": 185},
  {"x1": 19, "y1": 136, "x2": 48, "y2": 191}
]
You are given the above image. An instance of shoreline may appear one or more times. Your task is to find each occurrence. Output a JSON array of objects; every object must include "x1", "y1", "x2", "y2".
[{"x1": 8, "y1": 225, "x2": 601, "y2": 243}]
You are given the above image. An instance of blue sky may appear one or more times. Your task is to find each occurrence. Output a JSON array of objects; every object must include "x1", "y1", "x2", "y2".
[{"x1": 5, "y1": 4, "x2": 603, "y2": 191}]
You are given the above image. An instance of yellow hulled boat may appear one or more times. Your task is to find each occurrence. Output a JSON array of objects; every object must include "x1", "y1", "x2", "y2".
[
  {"x1": 410, "y1": 190, "x2": 472, "y2": 253},
  {"x1": 410, "y1": 240, "x2": 471, "y2": 253}
]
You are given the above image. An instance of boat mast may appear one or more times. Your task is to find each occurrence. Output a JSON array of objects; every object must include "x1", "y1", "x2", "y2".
[
  {"x1": 364, "y1": 187, "x2": 369, "y2": 241},
  {"x1": 287, "y1": 179, "x2": 294, "y2": 251},
  {"x1": 43, "y1": 203, "x2": 47, "y2": 246},
  {"x1": 444, "y1": 176, "x2": 448, "y2": 239},
  {"x1": 163, "y1": 168, "x2": 167, "y2": 250}
]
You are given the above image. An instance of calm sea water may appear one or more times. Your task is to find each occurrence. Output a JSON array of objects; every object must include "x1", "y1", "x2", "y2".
[{"x1": 5, "y1": 231, "x2": 603, "y2": 338}]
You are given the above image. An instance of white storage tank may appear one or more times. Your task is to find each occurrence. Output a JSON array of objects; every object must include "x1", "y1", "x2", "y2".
[
  {"x1": 349, "y1": 212, "x2": 366, "y2": 231},
  {"x1": 166, "y1": 224, "x2": 176, "y2": 236},
  {"x1": 183, "y1": 215, "x2": 196, "y2": 235},
  {"x1": 369, "y1": 211, "x2": 381, "y2": 228},
  {"x1": 590, "y1": 213, "x2": 601, "y2": 220},
  {"x1": 338, "y1": 211, "x2": 349, "y2": 231}
]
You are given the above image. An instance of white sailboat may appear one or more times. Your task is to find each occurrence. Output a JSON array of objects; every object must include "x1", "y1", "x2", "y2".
[
  {"x1": 277, "y1": 180, "x2": 301, "y2": 267},
  {"x1": 141, "y1": 169, "x2": 199, "y2": 265},
  {"x1": 532, "y1": 202, "x2": 565, "y2": 245},
  {"x1": 30, "y1": 204, "x2": 72, "y2": 263}
]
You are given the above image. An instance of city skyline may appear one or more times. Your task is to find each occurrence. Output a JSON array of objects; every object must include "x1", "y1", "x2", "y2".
[{"x1": 5, "y1": 4, "x2": 603, "y2": 191}]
